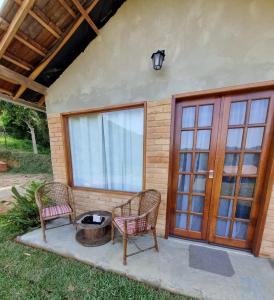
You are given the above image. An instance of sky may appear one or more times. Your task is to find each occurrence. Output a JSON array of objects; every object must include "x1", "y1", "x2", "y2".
[{"x1": 0, "y1": 0, "x2": 6, "y2": 11}]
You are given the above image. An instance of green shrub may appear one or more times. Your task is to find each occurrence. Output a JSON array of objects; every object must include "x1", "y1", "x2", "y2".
[
  {"x1": 0, "y1": 149, "x2": 52, "y2": 174},
  {"x1": 1, "y1": 181, "x2": 42, "y2": 232}
]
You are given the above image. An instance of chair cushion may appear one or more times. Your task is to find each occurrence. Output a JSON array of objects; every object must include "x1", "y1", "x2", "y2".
[
  {"x1": 42, "y1": 204, "x2": 72, "y2": 218},
  {"x1": 114, "y1": 216, "x2": 151, "y2": 234}
]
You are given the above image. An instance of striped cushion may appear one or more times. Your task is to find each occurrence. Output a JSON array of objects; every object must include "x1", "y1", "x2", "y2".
[
  {"x1": 42, "y1": 204, "x2": 72, "y2": 218},
  {"x1": 114, "y1": 216, "x2": 151, "y2": 234}
]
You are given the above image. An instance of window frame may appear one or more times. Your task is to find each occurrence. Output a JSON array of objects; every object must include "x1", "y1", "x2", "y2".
[{"x1": 62, "y1": 101, "x2": 147, "y2": 195}]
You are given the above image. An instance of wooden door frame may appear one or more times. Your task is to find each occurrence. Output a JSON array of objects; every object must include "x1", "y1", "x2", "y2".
[{"x1": 165, "y1": 81, "x2": 274, "y2": 256}]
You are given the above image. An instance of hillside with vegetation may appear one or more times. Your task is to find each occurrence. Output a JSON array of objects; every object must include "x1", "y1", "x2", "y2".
[{"x1": 0, "y1": 101, "x2": 52, "y2": 174}]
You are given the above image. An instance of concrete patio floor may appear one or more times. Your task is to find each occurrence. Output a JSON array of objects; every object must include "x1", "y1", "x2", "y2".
[{"x1": 17, "y1": 221, "x2": 274, "y2": 300}]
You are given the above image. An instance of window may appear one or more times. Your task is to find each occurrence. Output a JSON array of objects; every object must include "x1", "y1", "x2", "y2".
[{"x1": 68, "y1": 107, "x2": 144, "y2": 192}]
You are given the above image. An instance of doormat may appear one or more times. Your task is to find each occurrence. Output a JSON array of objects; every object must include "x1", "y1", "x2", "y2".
[
  {"x1": 269, "y1": 259, "x2": 274, "y2": 270},
  {"x1": 189, "y1": 245, "x2": 235, "y2": 277}
]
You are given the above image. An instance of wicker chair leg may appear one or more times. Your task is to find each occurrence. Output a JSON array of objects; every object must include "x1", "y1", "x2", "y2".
[
  {"x1": 72, "y1": 212, "x2": 77, "y2": 229},
  {"x1": 152, "y1": 228, "x2": 159, "y2": 252},
  {"x1": 41, "y1": 219, "x2": 46, "y2": 242},
  {"x1": 123, "y1": 233, "x2": 128, "y2": 265},
  {"x1": 111, "y1": 222, "x2": 115, "y2": 244}
]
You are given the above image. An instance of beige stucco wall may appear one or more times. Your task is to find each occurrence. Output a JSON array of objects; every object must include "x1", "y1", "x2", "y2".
[
  {"x1": 46, "y1": 0, "x2": 274, "y2": 114},
  {"x1": 46, "y1": 0, "x2": 274, "y2": 257}
]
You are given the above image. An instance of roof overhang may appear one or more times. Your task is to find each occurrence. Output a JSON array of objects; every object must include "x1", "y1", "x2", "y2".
[
  {"x1": 0, "y1": 92, "x2": 46, "y2": 112},
  {"x1": 0, "y1": 0, "x2": 125, "y2": 111}
]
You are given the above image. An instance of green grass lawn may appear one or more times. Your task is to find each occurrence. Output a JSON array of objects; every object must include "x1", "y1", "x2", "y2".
[
  {"x1": 0, "y1": 221, "x2": 192, "y2": 300},
  {"x1": 0, "y1": 136, "x2": 50, "y2": 154}
]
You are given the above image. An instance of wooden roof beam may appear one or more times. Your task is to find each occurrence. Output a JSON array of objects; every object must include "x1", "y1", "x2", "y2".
[
  {"x1": 0, "y1": 65, "x2": 47, "y2": 95},
  {"x1": 0, "y1": 87, "x2": 13, "y2": 97},
  {"x1": 37, "y1": 95, "x2": 45, "y2": 107},
  {"x1": 0, "y1": 0, "x2": 35, "y2": 58},
  {"x1": 0, "y1": 92, "x2": 46, "y2": 112},
  {"x1": 71, "y1": 0, "x2": 99, "y2": 34},
  {"x1": 31, "y1": 6, "x2": 62, "y2": 38},
  {"x1": 14, "y1": 0, "x2": 99, "y2": 100},
  {"x1": 15, "y1": 0, "x2": 62, "y2": 39},
  {"x1": 57, "y1": 0, "x2": 77, "y2": 19},
  {"x1": 15, "y1": 31, "x2": 47, "y2": 57},
  {"x1": 0, "y1": 17, "x2": 47, "y2": 57},
  {"x1": 3, "y1": 51, "x2": 32, "y2": 71}
]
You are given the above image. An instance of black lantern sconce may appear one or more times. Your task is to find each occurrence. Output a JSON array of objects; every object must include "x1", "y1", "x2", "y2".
[{"x1": 151, "y1": 50, "x2": 165, "y2": 70}]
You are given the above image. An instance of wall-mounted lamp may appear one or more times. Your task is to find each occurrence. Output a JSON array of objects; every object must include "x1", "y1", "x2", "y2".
[{"x1": 151, "y1": 50, "x2": 165, "y2": 70}]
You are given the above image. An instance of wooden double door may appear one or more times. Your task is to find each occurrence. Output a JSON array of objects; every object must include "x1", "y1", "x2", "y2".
[{"x1": 169, "y1": 91, "x2": 274, "y2": 249}]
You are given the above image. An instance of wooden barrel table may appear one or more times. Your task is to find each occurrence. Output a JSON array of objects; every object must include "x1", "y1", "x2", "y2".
[{"x1": 75, "y1": 210, "x2": 112, "y2": 247}]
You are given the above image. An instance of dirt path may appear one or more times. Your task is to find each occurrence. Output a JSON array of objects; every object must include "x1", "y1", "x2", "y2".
[
  {"x1": 0, "y1": 173, "x2": 53, "y2": 188},
  {"x1": 0, "y1": 173, "x2": 53, "y2": 214}
]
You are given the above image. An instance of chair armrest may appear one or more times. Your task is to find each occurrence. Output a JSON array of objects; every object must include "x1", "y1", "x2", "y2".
[
  {"x1": 67, "y1": 186, "x2": 75, "y2": 212},
  {"x1": 35, "y1": 190, "x2": 42, "y2": 209},
  {"x1": 122, "y1": 209, "x2": 151, "y2": 224},
  {"x1": 112, "y1": 193, "x2": 140, "y2": 217},
  {"x1": 123, "y1": 205, "x2": 159, "y2": 228}
]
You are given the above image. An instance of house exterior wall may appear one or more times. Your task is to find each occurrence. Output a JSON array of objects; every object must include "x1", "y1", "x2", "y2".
[
  {"x1": 47, "y1": 99, "x2": 172, "y2": 236},
  {"x1": 46, "y1": 0, "x2": 274, "y2": 114},
  {"x1": 46, "y1": 0, "x2": 274, "y2": 257}
]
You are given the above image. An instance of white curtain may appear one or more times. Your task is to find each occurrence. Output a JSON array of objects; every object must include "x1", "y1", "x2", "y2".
[{"x1": 68, "y1": 108, "x2": 144, "y2": 192}]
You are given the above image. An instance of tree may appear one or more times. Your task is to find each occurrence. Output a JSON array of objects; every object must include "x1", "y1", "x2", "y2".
[{"x1": 0, "y1": 101, "x2": 49, "y2": 154}]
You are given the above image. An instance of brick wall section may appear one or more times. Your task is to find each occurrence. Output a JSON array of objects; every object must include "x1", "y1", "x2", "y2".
[
  {"x1": 260, "y1": 182, "x2": 274, "y2": 258},
  {"x1": 47, "y1": 114, "x2": 67, "y2": 183},
  {"x1": 145, "y1": 100, "x2": 171, "y2": 235},
  {"x1": 72, "y1": 190, "x2": 130, "y2": 216},
  {"x1": 47, "y1": 99, "x2": 171, "y2": 237}
]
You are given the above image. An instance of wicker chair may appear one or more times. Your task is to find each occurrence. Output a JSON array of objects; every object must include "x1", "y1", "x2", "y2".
[
  {"x1": 111, "y1": 189, "x2": 161, "y2": 265},
  {"x1": 35, "y1": 182, "x2": 76, "y2": 242}
]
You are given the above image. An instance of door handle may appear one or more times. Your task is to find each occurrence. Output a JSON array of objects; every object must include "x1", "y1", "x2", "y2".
[{"x1": 208, "y1": 170, "x2": 214, "y2": 179}]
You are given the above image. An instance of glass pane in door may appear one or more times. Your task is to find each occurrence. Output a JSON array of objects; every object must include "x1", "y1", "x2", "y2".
[
  {"x1": 224, "y1": 154, "x2": 240, "y2": 174},
  {"x1": 242, "y1": 154, "x2": 259, "y2": 175},
  {"x1": 198, "y1": 105, "x2": 213, "y2": 127},
  {"x1": 239, "y1": 177, "x2": 256, "y2": 198},
  {"x1": 178, "y1": 175, "x2": 190, "y2": 192},
  {"x1": 193, "y1": 175, "x2": 206, "y2": 193},
  {"x1": 176, "y1": 194, "x2": 188, "y2": 211},
  {"x1": 218, "y1": 199, "x2": 233, "y2": 217},
  {"x1": 245, "y1": 127, "x2": 264, "y2": 150},
  {"x1": 216, "y1": 219, "x2": 231, "y2": 237},
  {"x1": 221, "y1": 176, "x2": 236, "y2": 196},
  {"x1": 226, "y1": 128, "x2": 243, "y2": 150},
  {"x1": 196, "y1": 130, "x2": 211, "y2": 150},
  {"x1": 235, "y1": 200, "x2": 251, "y2": 219},
  {"x1": 194, "y1": 153, "x2": 208, "y2": 172},
  {"x1": 229, "y1": 101, "x2": 247, "y2": 125},
  {"x1": 232, "y1": 221, "x2": 248, "y2": 240},
  {"x1": 181, "y1": 131, "x2": 194, "y2": 150},
  {"x1": 182, "y1": 107, "x2": 195, "y2": 128},
  {"x1": 249, "y1": 99, "x2": 269, "y2": 124},
  {"x1": 191, "y1": 196, "x2": 204, "y2": 213},
  {"x1": 179, "y1": 153, "x2": 192, "y2": 172},
  {"x1": 189, "y1": 215, "x2": 202, "y2": 231},
  {"x1": 176, "y1": 213, "x2": 187, "y2": 229}
]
